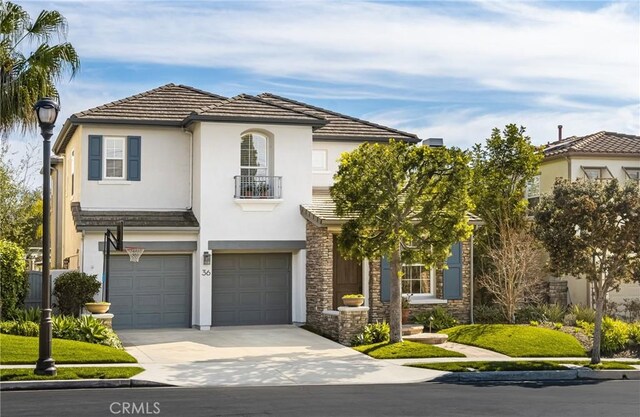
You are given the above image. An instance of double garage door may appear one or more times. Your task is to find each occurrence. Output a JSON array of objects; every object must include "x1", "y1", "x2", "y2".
[{"x1": 110, "y1": 253, "x2": 291, "y2": 329}]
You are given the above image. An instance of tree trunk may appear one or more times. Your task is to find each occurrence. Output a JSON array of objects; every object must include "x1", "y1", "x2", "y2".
[
  {"x1": 389, "y1": 249, "x2": 403, "y2": 343},
  {"x1": 591, "y1": 292, "x2": 606, "y2": 365}
]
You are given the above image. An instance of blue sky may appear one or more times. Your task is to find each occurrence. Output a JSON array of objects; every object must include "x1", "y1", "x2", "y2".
[{"x1": 10, "y1": 0, "x2": 640, "y2": 165}]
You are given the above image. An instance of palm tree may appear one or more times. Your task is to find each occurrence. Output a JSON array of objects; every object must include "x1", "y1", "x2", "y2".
[{"x1": 1, "y1": 1, "x2": 80, "y2": 134}]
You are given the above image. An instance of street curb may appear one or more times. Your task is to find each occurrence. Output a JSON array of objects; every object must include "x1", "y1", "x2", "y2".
[
  {"x1": 434, "y1": 369, "x2": 640, "y2": 383},
  {"x1": 0, "y1": 379, "x2": 172, "y2": 391}
]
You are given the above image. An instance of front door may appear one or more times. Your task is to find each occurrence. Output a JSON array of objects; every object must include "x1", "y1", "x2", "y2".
[{"x1": 333, "y1": 236, "x2": 363, "y2": 309}]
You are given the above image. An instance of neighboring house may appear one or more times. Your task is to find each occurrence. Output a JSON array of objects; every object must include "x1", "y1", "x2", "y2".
[
  {"x1": 528, "y1": 130, "x2": 640, "y2": 308},
  {"x1": 50, "y1": 83, "x2": 479, "y2": 331}
]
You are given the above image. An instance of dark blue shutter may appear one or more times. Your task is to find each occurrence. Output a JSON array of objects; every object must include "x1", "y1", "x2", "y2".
[
  {"x1": 380, "y1": 257, "x2": 391, "y2": 302},
  {"x1": 443, "y1": 242, "x2": 463, "y2": 299},
  {"x1": 88, "y1": 135, "x2": 102, "y2": 180},
  {"x1": 127, "y1": 136, "x2": 141, "y2": 181}
]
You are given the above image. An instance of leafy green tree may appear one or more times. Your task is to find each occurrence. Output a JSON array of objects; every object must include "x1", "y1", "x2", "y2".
[
  {"x1": 534, "y1": 179, "x2": 640, "y2": 364},
  {"x1": 331, "y1": 140, "x2": 474, "y2": 342},
  {"x1": 53, "y1": 271, "x2": 101, "y2": 317},
  {"x1": 0, "y1": 239, "x2": 28, "y2": 318},
  {"x1": 0, "y1": 138, "x2": 42, "y2": 249},
  {"x1": 469, "y1": 124, "x2": 543, "y2": 301},
  {"x1": 1, "y1": 1, "x2": 80, "y2": 133}
]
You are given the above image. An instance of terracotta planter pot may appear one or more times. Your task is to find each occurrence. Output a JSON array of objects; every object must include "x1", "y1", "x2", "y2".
[
  {"x1": 342, "y1": 297, "x2": 365, "y2": 307},
  {"x1": 402, "y1": 308, "x2": 410, "y2": 324},
  {"x1": 85, "y1": 302, "x2": 111, "y2": 314}
]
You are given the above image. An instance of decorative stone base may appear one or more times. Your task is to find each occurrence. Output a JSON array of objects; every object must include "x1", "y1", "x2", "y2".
[
  {"x1": 402, "y1": 324, "x2": 424, "y2": 336},
  {"x1": 320, "y1": 307, "x2": 370, "y2": 346},
  {"x1": 404, "y1": 333, "x2": 448, "y2": 345},
  {"x1": 82, "y1": 313, "x2": 114, "y2": 329}
]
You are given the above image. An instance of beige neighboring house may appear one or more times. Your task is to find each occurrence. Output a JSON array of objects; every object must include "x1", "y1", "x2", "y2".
[{"x1": 527, "y1": 130, "x2": 640, "y2": 308}]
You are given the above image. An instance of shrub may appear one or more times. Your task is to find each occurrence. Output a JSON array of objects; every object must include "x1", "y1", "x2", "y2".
[
  {"x1": 601, "y1": 317, "x2": 630, "y2": 355},
  {"x1": 628, "y1": 322, "x2": 640, "y2": 346},
  {"x1": 529, "y1": 320, "x2": 539, "y2": 326},
  {"x1": 51, "y1": 315, "x2": 123, "y2": 349},
  {"x1": 563, "y1": 313, "x2": 577, "y2": 326},
  {"x1": 351, "y1": 321, "x2": 390, "y2": 346},
  {"x1": 553, "y1": 322, "x2": 563, "y2": 330},
  {"x1": 52, "y1": 271, "x2": 101, "y2": 316},
  {"x1": 11, "y1": 307, "x2": 41, "y2": 323},
  {"x1": 52, "y1": 315, "x2": 80, "y2": 340},
  {"x1": 0, "y1": 240, "x2": 28, "y2": 319},
  {"x1": 473, "y1": 303, "x2": 505, "y2": 324},
  {"x1": 414, "y1": 306, "x2": 458, "y2": 331},
  {"x1": 622, "y1": 299, "x2": 640, "y2": 322},
  {"x1": 571, "y1": 304, "x2": 596, "y2": 323},
  {"x1": 515, "y1": 305, "x2": 543, "y2": 323},
  {"x1": 0, "y1": 320, "x2": 39, "y2": 336},
  {"x1": 540, "y1": 304, "x2": 566, "y2": 323}
]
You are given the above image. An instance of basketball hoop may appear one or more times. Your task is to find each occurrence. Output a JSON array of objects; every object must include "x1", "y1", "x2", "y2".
[{"x1": 125, "y1": 247, "x2": 145, "y2": 263}]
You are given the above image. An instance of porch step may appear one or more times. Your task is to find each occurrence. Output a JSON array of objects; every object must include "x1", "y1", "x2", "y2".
[
  {"x1": 402, "y1": 324, "x2": 425, "y2": 336},
  {"x1": 404, "y1": 333, "x2": 448, "y2": 345}
]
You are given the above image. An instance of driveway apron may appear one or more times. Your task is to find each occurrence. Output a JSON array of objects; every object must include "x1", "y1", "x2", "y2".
[{"x1": 118, "y1": 325, "x2": 445, "y2": 387}]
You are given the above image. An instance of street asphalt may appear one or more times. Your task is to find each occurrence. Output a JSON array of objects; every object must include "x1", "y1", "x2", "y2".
[{"x1": 1, "y1": 380, "x2": 639, "y2": 417}]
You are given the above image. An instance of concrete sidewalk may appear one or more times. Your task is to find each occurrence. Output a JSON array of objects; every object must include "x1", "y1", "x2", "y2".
[{"x1": 118, "y1": 326, "x2": 448, "y2": 387}]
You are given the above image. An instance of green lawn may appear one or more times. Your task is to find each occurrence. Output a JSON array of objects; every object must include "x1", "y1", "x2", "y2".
[
  {"x1": 408, "y1": 360, "x2": 637, "y2": 372},
  {"x1": 408, "y1": 361, "x2": 567, "y2": 372},
  {"x1": 0, "y1": 334, "x2": 137, "y2": 364},
  {"x1": 353, "y1": 341, "x2": 465, "y2": 359},
  {"x1": 0, "y1": 366, "x2": 143, "y2": 381},
  {"x1": 441, "y1": 325, "x2": 587, "y2": 357}
]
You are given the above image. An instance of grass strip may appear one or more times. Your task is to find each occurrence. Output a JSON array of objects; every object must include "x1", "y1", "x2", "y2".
[{"x1": 0, "y1": 366, "x2": 143, "y2": 381}]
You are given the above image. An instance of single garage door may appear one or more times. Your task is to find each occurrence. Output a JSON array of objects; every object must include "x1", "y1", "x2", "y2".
[
  {"x1": 110, "y1": 255, "x2": 191, "y2": 329},
  {"x1": 212, "y1": 253, "x2": 291, "y2": 326}
]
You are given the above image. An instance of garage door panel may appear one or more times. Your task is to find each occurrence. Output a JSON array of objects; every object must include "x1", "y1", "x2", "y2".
[
  {"x1": 110, "y1": 255, "x2": 191, "y2": 329},
  {"x1": 212, "y1": 253, "x2": 291, "y2": 326}
]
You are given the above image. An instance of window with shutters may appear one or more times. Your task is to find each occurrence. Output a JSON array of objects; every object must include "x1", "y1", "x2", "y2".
[{"x1": 105, "y1": 137, "x2": 125, "y2": 179}]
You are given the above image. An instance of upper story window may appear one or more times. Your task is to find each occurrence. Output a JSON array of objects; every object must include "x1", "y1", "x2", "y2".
[
  {"x1": 581, "y1": 166, "x2": 612, "y2": 182},
  {"x1": 402, "y1": 264, "x2": 435, "y2": 296},
  {"x1": 623, "y1": 167, "x2": 640, "y2": 182},
  {"x1": 312, "y1": 149, "x2": 328, "y2": 172},
  {"x1": 525, "y1": 175, "x2": 540, "y2": 208},
  {"x1": 240, "y1": 132, "x2": 269, "y2": 177},
  {"x1": 88, "y1": 135, "x2": 141, "y2": 182},
  {"x1": 105, "y1": 137, "x2": 125, "y2": 179}
]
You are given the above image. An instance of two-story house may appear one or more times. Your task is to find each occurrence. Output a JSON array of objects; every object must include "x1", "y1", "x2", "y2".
[
  {"x1": 50, "y1": 83, "x2": 478, "y2": 331},
  {"x1": 528, "y1": 130, "x2": 640, "y2": 308}
]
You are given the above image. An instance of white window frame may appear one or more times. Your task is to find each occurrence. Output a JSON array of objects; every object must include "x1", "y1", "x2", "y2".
[
  {"x1": 312, "y1": 149, "x2": 328, "y2": 172},
  {"x1": 525, "y1": 175, "x2": 540, "y2": 199},
  {"x1": 581, "y1": 166, "x2": 612, "y2": 182},
  {"x1": 623, "y1": 167, "x2": 640, "y2": 181},
  {"x1": 401, "y1": 263, "x2": 436, "y2": 298},
  {"x1": 104, "y1": 136, "x2": 126, "y2": 180},
  {"x1": 240, "y1": 132, "x2": 270, "y2": 177}
]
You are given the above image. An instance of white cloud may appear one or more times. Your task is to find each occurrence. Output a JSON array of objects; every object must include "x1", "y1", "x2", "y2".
[
  {"x1": 21, "y1": 0, "x2": 639, "y2": 102},
  {"x1": 369, "y1": 103, "x2": 640, "y2": 150}
]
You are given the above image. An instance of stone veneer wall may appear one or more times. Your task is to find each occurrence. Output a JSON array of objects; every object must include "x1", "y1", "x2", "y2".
[
  {"x1": 368, "y1": 239, "x2": 473, "y2": 324},
  {"x1": 306, "y1": 222, "x2": 334, "y2": 329},
  {"x1": 546, "y1": 281, "x2": 568, "y2": 308},
  {"x1": 337, "y1": 307, "x2": 369, "y2": 345}
]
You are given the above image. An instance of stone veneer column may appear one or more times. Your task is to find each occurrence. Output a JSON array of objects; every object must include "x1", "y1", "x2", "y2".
[
  {"x1": 305, "y1": 221, "x2": 334, "y2": 328},
  {"x1": 338, "y1": 307, "x2": 369, "y2": 346}
]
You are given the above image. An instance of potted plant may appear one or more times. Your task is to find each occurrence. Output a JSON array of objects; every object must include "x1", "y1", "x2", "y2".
[
  {"x1": 402, "y1": 294, "x2": 413, "y2": 324},
  {"x1": 342, "y1": 294, "x2": 365, "y2": 307},
  {"x1": 242, "y1": 183, "x2": 255, "y2": 197},
  {"x1": 84, "y1": 301, "x2": 111, "y2": 314},
  {"x1": 255, "y1": 182, "x2": 270, "y2": 197}
]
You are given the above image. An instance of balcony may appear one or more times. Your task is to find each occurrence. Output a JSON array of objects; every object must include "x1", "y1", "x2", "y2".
[{"x1": 234, "y1": 175, "x2": 282, "y2": 200}]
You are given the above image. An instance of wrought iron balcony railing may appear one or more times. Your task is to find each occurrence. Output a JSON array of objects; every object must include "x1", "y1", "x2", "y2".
[{"x1": 234, "y1": 175, "x2": 282, "y2": 199}]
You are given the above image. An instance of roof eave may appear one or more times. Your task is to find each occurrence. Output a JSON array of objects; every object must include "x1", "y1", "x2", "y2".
[
  {"x1": 544, "y1": 151, "x2": 640, "y2": 161},
  {"x1": 313, "y1": 135, "x2": 420, "y2": 144},
  {"x1": 185, "y1": 114, "x2": 328, "y2": 128}
]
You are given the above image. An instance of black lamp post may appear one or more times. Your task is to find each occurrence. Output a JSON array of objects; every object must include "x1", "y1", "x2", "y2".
[{"x1": 34, "y1": 97, "x2": 60, "y2": 376}]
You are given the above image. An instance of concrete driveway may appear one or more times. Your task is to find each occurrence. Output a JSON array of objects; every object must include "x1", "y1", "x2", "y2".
[{"x1": 118, "y1": 325, "x2": 445, "y2": 387}]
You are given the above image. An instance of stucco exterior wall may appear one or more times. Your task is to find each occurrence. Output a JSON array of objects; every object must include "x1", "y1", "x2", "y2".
[
  {"x1": 80, "y1": 124, "x2": 191, "y2": 210},
  {"x1": 539, "y1": 158, "x2": 568, "y2": 195},
  {"x1": 61, "y1": 126, "x2": 83, "y2": 270},
  {"x1": 312, "y1": 141, "x2": 363, "y2": 188}
]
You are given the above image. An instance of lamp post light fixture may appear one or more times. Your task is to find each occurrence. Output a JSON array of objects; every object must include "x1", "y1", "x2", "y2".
[{"x1": 34, "y1": 97, "x2": 60, "y2": 376}]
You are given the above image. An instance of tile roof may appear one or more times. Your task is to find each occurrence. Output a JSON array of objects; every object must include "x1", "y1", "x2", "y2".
[
  {"x1": 544, "y1": 131, "x2": 640, "y2": 157},
  {"x1": 71, "y1": 203, "x2": 199, "y2": 231},
  {"x1": 300, "y1": 189, "x2": 482, "y2": 226},
  {"x1": 189, "y1": 94, "x2": 326, "y2": 126},
  {"x1": 71, "y1": 83, "x2": 227, "y2": 123},
  {"x1": 258, "y1": 93, "x2": 419, "y2": 143}
]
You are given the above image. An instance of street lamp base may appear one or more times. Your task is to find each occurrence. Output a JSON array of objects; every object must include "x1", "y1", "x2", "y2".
[{"x1": 34, "y1": 358, "x2": 57, "y2": 376}]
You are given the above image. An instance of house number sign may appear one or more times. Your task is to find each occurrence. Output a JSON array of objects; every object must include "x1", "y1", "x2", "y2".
[{"x1": 201, "y1": 269, "x2": 211, "y2": 277}]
